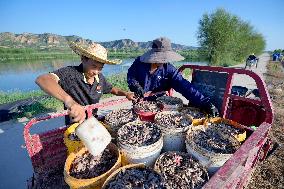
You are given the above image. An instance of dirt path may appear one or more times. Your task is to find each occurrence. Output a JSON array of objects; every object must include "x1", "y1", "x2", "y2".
[{"x1": 231, "y1": 53, "x2": 269, "y2": 88}]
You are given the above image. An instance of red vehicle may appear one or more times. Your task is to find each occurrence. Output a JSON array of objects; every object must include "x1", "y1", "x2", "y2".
[{"x1": 25, "y1": 65, "x2": 274, "y2": 189}]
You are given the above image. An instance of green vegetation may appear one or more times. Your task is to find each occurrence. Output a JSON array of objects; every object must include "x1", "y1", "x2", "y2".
[
  {"x1": 273, "y1": 49, "x2": 283, "y2": 53},
  {"x1": 108, "y1": 49, "x2": 145, "y2": 58},
  {"x1": 14, "y1": 97, "x2": 62, "y2": 119},
  {"x1": 0, "y1": 90, "x2": 45, "y2": 104},
  {"x1": 273, "y1": 49, "x2": 284, "y2": 54},
  {"x1": 178, "y1": 50, "x2": 208, "y2": 61},
  {"x1": 197, "y1": 8, "x2": 265, "y2": 66},
  {"x1": 0, "y1": 46, "x2": 207, "y2": 62},
  {"x1": 0, "y1": 47, "x2": 145, "y2": 62},
  {"x1": 0, "y1": 47, "x2": 79, "y2": 61}
]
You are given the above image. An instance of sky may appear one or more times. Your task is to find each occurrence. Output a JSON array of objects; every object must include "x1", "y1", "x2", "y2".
[{"x1": 0, "y1": 0, "x2": 283, "y2": 50}]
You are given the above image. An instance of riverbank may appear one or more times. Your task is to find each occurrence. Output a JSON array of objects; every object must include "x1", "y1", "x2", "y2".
[{"x1": 0, "y1": 47, "x2": 206, "y2": 62}]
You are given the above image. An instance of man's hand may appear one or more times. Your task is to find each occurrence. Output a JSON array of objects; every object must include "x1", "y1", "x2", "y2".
[
  {"x1": 65, "y1": 99, "x2": 86, "y2": 124},
  {"x1": 125, "y1": 92, "x2": 136, "y2": 101}
]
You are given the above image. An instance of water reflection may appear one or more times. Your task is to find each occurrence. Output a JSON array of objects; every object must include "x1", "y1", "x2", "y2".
[
  {"x1": 0, "y1": 59, "x2": 207, "y2": 91},
  {"x1": 0, "y1": 59, "x2": 78, "y2": 74}
]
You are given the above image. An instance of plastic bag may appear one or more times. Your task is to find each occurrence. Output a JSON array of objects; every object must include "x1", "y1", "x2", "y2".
[{"x1": 75, "y1": 116, "x2": 111, "y2": 156}]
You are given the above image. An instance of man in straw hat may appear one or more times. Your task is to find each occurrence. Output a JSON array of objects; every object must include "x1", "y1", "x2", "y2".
[
  {"x1": 36, "y1": 41, "x2": 136, "y2": 124},
  {"x1": 127, "y1": 37, "x2": 219, "y2": 116}
]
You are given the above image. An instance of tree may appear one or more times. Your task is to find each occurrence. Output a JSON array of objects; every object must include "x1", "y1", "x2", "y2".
[{"x1": 197, "y1": 8, "x2": 265, "y2": 66}]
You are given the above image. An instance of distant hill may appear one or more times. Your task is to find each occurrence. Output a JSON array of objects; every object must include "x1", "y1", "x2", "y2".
[{"x1": 0, "y1": 32, "x2": 197, "y2": 50}]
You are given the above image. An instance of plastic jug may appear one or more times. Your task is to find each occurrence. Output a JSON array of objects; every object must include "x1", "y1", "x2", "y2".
[{"x1": 75, "y1": 116, "x2": 111, "y2": 156}]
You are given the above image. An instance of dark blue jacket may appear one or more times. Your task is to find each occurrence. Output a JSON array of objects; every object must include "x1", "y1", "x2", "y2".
[{"x1": 127, "y1": 57, "x2": 210, "y2": 108}]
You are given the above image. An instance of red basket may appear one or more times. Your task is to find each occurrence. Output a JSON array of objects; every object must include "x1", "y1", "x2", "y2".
[
  {"x1": 24, "y1": 98, "x2": 129, "y2": 175},
  {"x1": 135, "y1": 110, "x2": 157, "y2": 122},
  {"x1": 24, "y1": 113, "x2": 69, "y2": 175}
]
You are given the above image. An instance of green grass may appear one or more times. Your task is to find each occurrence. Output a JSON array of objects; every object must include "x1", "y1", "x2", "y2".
[
  {"x1": 108, "y1": 52, "x2": 144, "y2": 59},
  {"x1": 178, "y1": 50, "x2": 207, "y2": 62},
  {"x1": 182, "y1": 69, "x2": 192, "y2": 79},
  {"x1": 0, "y1": 47, "x2": 208, "y2": 62},
  {"x1": 14, "y1": 97, "x2": 62, "y2": 119},
  {"x1": 0, "y1": 90, "x2": 45, "y2": 104},
  {"x1": 0, "y1": 47, "x2": 145, "y2": 62}
]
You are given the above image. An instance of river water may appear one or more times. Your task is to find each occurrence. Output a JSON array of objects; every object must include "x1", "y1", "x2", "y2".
[{"x1": 0, "y1": 59, "x2": 207, "y2": 92}]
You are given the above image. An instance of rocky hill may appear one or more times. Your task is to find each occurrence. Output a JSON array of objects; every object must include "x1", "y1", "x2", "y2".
[{"x1": 0, "y1": 32, "x2": 196, "y2": 50}]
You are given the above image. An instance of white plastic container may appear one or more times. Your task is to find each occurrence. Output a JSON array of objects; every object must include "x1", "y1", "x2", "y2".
[
  {"x1": 185, "y1": 128, "x2": 239, "y2": 175},
  {"x1": 119, "y1": 137, "x2": 163, "y2": 167},
  {"x1": 75, "y1": 116, "x2": 112, "y2": 156},
  {"x1": 162, "y1": 128, "x2": 187, "y2": 152},
  {"x1": 117, "y1": 121, "x2": 163, "y2": 167},
  {"x1": 155, "y1": 111, "x2": 192, "y2": 152}
]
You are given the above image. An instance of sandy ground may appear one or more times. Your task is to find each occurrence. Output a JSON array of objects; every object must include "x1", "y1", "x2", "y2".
[{"x1": 0, "y1": 53, "x2": 276, "y2": 189}]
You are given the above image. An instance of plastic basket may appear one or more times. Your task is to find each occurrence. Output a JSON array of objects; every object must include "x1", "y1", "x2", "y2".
[
  {"x1": 135, "y1": 109, "x2": 157, "y2": 122},
  {"x1": 24, "y1": 114, "x2": 68, "y2": 175}
]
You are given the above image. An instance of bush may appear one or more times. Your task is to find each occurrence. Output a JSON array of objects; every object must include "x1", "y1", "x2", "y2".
[{"x1": 197, "y1": 8, "x2": 265, "y2": 66}]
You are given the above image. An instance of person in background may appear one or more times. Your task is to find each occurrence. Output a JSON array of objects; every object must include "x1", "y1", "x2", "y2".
[
  {"x1": 127, "y1": 37, "x2": 219, "y2": 117},
  {"x1": 36, "y1": 41, "x2": 136, "y2": 124},
  {"x1": 272, "y1": 52, "x2": 280, "y2": 61},
  {"x1": 247, "y1": 53, "x2": 258, "y2": 62}
]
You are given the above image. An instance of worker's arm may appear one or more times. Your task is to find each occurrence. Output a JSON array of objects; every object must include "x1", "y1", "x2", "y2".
[
  {"x1": 167, "y1": 65, "x2": 219, "y2": 116},
  {"x1": 127, "y1": 58, "x2": 145, "y2": 98},
  {"x1": 35, "y1": 73, "x2": 86, "y2": 123},
  {"x1": 110, "y1": 87, "x2": 136, "y2": 101}
]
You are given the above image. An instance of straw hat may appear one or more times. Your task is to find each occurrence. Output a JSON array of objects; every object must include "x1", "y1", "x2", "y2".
[
  {"x1": 140, "y1": 37, "x2": 185, "y2": 63},
  {"x1": 69, "y1": 41, "x2": 121, "y2": 65}
]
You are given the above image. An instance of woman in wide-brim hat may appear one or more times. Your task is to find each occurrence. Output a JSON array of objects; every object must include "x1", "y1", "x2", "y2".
[
  {"x1": 36, "y1": 41, "x2": 135, "y2": 125},
  {"x1": 139, "y1": 37, "x2": 184, "y2": 63},
  {"x1": 127, "y1": 37, "x2": 219, "y2": 117}
]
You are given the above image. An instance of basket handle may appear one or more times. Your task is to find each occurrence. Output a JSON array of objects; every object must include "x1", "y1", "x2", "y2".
[{"x1": 23, "y1": 98, "x2": 130, "y2": 141}]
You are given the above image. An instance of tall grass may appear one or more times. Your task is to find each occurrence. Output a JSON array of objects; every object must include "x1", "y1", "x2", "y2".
[
  {"x1": 0, "y1": 47, "x2": 207, "y2": 62},
  {"x1": 0, "y1": 47, "x2": 145, "y2": 62}
]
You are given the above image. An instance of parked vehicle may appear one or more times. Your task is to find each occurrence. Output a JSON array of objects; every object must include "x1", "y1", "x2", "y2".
[
  {"x1": 245, "y1": 58, "x2": 258, "y2": 69},
  {"x1": 25, "y1": 65, "x2": 273, "y2": 189}
]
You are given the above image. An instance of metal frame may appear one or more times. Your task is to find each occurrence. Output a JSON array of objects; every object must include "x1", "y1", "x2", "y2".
[
  {"x1": 178, "y1": 65, "x2": 273, "y2": 124},
  {"x1": 178, "y1": 65, "x2": 274, "y2": 188}
]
